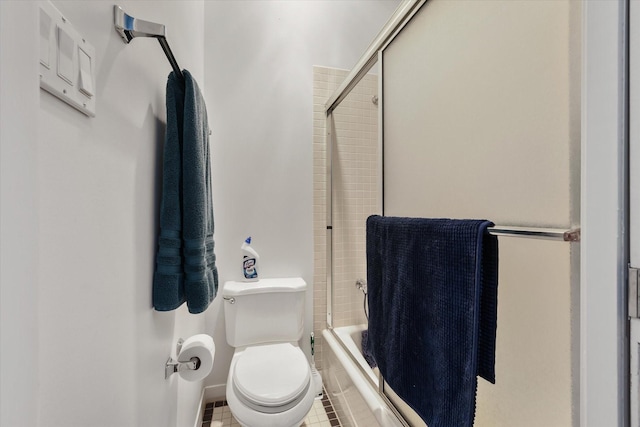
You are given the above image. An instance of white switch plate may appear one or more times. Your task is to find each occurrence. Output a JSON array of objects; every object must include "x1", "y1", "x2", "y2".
[
  {"x1": 39, "y1": 1, "x2": 96, "y2": 117},
  {"x1": 78, "y1": 47, "x2": 94, "y2": 97}
]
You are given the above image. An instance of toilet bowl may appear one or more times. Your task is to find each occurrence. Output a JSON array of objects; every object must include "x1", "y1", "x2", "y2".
[
  {"x1": 222, "y1": 278, "x2": 315, "y2": 427},
  {"x1": 226, "y1": 342, "x2": 316, "y2": 427}
]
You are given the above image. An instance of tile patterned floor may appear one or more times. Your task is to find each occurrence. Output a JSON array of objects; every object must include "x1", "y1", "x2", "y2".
[{"x1": 202, "y1": 388, "x2": 341, "y2": 427}]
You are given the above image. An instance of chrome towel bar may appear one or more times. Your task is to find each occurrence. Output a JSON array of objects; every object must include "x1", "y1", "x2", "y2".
[{"x1": 487, "y1": 225, "x2": 580, "y2": 242}]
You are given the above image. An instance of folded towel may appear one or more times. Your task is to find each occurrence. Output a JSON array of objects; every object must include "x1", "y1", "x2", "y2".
[
  {"x1": 153, "y1": 70, "x2": 218, "y2": 314},
  {"x1": 366, "y1": 215, "x2": 498, "y2": 427}
]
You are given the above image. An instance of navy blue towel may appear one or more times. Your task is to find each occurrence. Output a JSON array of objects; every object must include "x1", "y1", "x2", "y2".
[
  {"x1": 153, "y1": 70, "x2": 218, "y2": 314},
  {"x1": 366, "y1": 215, "x2": 498, "y2": 427},
  {"x1": 361, "y1": 330, "x2": 377, "y2": 369}
]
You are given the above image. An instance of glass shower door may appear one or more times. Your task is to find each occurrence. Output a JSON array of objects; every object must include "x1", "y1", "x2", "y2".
[{"x1": 327, "y1": 62, "x2": 381, "y2": 331}]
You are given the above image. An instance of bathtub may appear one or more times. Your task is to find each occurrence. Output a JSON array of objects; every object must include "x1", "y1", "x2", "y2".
[{"x1": 322, "y1": 325, "x2": 404, "y2": 427}]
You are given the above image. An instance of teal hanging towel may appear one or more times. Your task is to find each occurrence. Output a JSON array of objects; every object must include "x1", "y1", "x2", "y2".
[{"x1": 153, "y1": 70, "x2": 218, "y2": 314}]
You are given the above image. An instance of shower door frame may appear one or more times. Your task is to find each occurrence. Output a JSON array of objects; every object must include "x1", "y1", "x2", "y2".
[
  {"x1": 324, "y1": 56, "x2": 384, "y2": 331},
  {"x1": 324, "y1": 0, "x2": 425, "y2": 332},
  {"x1": 324, "y1": 0, "x2": 630, "y2": 426},
  {"x1": 629, "y1": 0, "x2": 639, "y2": 425},
  {"x1": 583, "y1": 1, "x2": 629, "y2": 426}
]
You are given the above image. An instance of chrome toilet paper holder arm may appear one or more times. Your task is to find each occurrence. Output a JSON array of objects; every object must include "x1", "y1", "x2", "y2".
[{"x1": 164, "y1": 338, "x2": 202, "y2": 379}]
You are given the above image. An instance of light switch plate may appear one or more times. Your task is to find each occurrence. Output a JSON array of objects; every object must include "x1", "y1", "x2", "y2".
[
  {"x1": 78, "y1": 47, "x2": 94, "y2": 97},
  {"x1": 39, "y1": 1, "x2": 96, "y2": 117},
  {"x1": 56, "y1": 25, "x2": 75, "y2": 84}
]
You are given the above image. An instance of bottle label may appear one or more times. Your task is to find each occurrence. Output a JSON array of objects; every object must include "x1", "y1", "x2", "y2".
[{"x1": 243, "y1": 257, "x2": 257, "y2": 279}]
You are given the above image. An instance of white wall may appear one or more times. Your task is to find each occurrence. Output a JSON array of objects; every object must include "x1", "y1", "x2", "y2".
[
  {"x1": 0, "y1": 3, "x2": 40, "y2": 427},
  {"x1": 582, "y1": 1, "x2": 628, "y2": 425},
  {"x1": 202, "y1": 0, "x2": 400, "y2": 393},
  {"x1": 2, "y1": 1, "x2": 207, "y2": 426},
  {"x1": 1, "y1": 0, "x2": 402, "y2": 423}
]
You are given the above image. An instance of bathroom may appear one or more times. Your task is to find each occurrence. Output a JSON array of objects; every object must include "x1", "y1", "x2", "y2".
[{"x1": 0, "y1": 1, "x2": 631, "y2": 427}]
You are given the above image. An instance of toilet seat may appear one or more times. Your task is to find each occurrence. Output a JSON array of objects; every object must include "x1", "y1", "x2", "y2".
[{"x1": 232, "y1": 343, "x2": 311, "y2": 413}]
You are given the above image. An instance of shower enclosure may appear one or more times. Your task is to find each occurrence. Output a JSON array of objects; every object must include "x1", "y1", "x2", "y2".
[
  {"x1": 315, "y1": 3, "x2": 422, "y2": 425},
  {"x1": 314, "y1": 3, "x2": 435, "y2": 426},
  {"x1": 318, "y1": 59, "x2": 397, "y2": 426},
  {"x1": 316, "y1": 0, "x2": 581, "y2": 426},
  {"x1": 326, "y1": 69, "x2": 380, "y2": 330}
]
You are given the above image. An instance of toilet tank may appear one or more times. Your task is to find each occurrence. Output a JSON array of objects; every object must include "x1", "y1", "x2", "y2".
[{"x1": 223, "y1": 277, "x2": 306, "y2": 348}]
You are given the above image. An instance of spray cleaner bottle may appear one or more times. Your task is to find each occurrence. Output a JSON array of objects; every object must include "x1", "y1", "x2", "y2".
[{"x1": 241, "y1": 237, "x2": 259, "y2": 282}]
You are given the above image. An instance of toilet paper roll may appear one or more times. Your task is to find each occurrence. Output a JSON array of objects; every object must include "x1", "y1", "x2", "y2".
[{"x1": 178, "y1": 334, "x2": 215, "y2": 382}]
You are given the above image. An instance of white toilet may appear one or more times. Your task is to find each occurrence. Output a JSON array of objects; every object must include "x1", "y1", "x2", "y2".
[{"x1": 223, "y1": 277, "x2": 316, "y2": 427}]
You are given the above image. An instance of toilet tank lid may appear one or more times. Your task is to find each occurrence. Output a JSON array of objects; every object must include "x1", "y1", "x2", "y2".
[{"x1": 223, "y1": 277, "x2": 307, "y2": 297}]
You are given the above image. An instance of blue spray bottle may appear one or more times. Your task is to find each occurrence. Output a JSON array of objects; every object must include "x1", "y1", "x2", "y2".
[{"x1": 241, "y1": 237, "x2": 259, "y2": 282}]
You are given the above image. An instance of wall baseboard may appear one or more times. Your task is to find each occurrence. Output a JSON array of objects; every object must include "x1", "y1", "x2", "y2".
[
  {"x1": 204, "y1": 383, "x2": 227, "y2": 403},
  {"x1": 193, "y1": 387, "x2": 206, "y2": 427}
]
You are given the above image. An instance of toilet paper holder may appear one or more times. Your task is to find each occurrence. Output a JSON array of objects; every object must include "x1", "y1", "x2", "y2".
[{"x1": 165, "y1": 338, "x2": 202, "y2": 379}]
